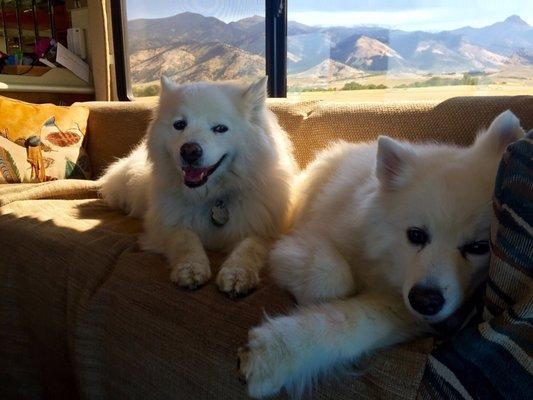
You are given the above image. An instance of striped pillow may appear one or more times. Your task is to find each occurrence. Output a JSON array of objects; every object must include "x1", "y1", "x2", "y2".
[{"x1": 418, "y1": 131, "x2": 533, "y2": 399}]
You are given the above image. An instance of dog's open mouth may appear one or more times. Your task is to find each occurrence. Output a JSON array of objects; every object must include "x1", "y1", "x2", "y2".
[{"x1": 182, "y1": 154, "x2": 227, "y2": 188}]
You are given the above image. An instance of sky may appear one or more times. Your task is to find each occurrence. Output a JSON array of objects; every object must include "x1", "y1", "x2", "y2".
[{"x1": 125, "y1": 0, "x2": 533, "y2": 32}]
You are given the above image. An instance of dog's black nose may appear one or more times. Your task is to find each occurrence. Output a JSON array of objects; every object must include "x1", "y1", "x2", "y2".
[
  {"x1": 408, "y1": 285, "x2": 445, "y2": 316},
  {"x1": 180, "y1": 142, "x2": 203, "y2": 164}
]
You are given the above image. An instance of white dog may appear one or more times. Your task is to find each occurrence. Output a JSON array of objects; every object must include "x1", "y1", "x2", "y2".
[
  {"x1": 99, "y1": 77, "x2": 296, "y2": 296},
  {"x1": 238, "y1": 110, "x2": 524, "y2": 397}
]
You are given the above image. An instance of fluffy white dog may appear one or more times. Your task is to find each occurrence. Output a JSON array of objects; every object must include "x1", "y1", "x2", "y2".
[
  {"x1": 238, "y1": 110, "x2": 524, "y2": 397},
  {"x1": 99, "y1": 77, "x2": 296, "y2": 296}
]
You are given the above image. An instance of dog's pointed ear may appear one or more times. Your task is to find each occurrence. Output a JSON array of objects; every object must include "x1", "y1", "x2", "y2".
[
  {"x1": 159, "y1": 75, "x2": 181, "y2": 106},
  {"x1": 376, "y1": 136, "x2": 416, "y2": 190},
  {"x1": 160, "y1": 75, "x2": 175, "y2": 92},
  {"x1": 160, "y1": 75, "x2": 180, "y2": 96},
  {"x1": 242, "y1": 76, "x2": 268, "y2": 118},
  {"x1": 474, "y1": 110, "x2": 524, "y2": 155}
]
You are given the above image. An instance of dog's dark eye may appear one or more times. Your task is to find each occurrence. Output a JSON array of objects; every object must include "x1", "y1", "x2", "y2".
[
  {"x1": 212, "y1": 124, "x2": 228, "y2": 133},
  {"x1": 407, "y1": 227, "x2": 429, "y2": 246},
  {"x1": 461, "y1": 241, "x2": 489, "y2": 257},
  {"x1": 173, "y1": 120, "x2": 187, "y2": 131}
]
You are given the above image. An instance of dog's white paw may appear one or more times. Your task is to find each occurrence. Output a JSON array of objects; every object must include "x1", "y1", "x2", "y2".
[
  {"x1": 170, "y1": 260, "x2": 211, "y2": 289},
  {"x1": 237, "y1": 325, "x2": 293, "y2": 398},
  {"x1": 216, "y1": 263, "x2": 259, "y2": 297}
]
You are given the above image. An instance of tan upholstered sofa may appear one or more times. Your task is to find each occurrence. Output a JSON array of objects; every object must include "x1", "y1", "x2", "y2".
[{"x1": 1, "y1": 96, "x2": 532, "y2": 399}]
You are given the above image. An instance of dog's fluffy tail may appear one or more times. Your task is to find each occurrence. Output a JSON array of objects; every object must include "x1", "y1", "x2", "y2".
[{"x1": 98, "y1": 141, "x2": 151, "y2": 218}]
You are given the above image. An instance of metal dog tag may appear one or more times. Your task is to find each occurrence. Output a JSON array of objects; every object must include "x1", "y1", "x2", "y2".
[{"x1": 211, "y1": 199, "x2": 229, "y2": 227}]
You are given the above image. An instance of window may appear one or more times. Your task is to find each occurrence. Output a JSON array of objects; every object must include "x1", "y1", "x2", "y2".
[
  {"x1": 286, "y1": 1, "x2": 533, "y2": 102},
  {"x1": 113, "y1": 1, "x2": 533, "y2": 101},
  {"x1": 117, "y1": 0, "x2": 266, "y2": 98}
]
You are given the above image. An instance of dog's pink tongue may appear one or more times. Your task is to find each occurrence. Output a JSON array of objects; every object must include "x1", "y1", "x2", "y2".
[{"x1": 183, "y1": 166, "x2": 207, "y2": 183}]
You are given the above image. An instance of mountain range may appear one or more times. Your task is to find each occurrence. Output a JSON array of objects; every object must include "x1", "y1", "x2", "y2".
[{"x1": 127, "y1": 12, "x2": 533, "y2": 86}]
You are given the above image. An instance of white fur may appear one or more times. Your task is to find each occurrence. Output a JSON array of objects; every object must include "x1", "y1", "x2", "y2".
[
  {"x1": 99, "y1": 77, "x2": 296, "y2": 295},
  {"x1": 238, "y1": 110, "x2": 525, "y2": 398}
]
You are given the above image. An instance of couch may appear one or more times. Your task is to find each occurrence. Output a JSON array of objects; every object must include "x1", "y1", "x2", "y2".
[{"x1": 1, "y1": 96, "x2": 532, "y2": 399}]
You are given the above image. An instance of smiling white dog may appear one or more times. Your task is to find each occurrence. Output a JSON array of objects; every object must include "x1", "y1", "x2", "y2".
[
  {"x1": 238, "y1": 110, "x2": 524, "y2": 397},
  {"x1": 99, "y1": 77, "x2": 296, "y2": 295}
]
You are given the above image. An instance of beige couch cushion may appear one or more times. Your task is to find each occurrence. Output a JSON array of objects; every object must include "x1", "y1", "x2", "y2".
[{"x1": 0, "y1": 180, "x2": 99, "y2": 207}]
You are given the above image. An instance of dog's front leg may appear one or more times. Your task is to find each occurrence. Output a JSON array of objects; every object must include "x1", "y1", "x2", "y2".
[
  {"x1": 216, "y1": 236, "x2": 269, "y2": 297},
  {"x1": 167, "y1": 228, "x2": 211, "y2": 289},
  {"x1": 238, "y1": 292, "x2": 425, "y2": 398},
  {"x1": 143, "y1": 226, "x2": 211, "y2": 289}
]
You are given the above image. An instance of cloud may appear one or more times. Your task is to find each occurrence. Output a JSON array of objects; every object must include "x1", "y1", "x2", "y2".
[
  {"x1": 289, "y1": 8, "x2": 450, "y2": 29},
  {"x1": 288, "y1": 2, "x2": 533, "y2": 31}
]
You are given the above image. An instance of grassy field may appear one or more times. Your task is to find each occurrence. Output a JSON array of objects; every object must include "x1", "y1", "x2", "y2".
[
  {"x1": 133, "y1": 67, "x2": 533, "y2": 102},
  {"x1": 287, "y1": 84, "x2": 533, "y2": 102},
  {"x1": 134, "y1": 83, "x2": 533, "y2": 102},
  {"x1": 286, "y1": 66, "x2": 533, "y2": 102}
]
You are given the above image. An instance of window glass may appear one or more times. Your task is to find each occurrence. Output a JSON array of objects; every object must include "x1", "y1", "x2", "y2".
[
  {"x1": 35, "y1": 0, "x2": 52, "y2": 39},
  {"x1": 19, "y1": 0, "x2": 37, "y2": 53},
  {"x1": 0, "y1": 0, "x2": 67, "y2": 56},
  {"x1": 123, "y1": 0, "x2": 265, "y2": 98},
  {"x1": 0, "y1": 5, "x2": 5, "y2": 54},
  {"x1": 287, "y1": 0, "x2": 533, "y2": 101},
  {"x1": 2, "y1": 0, "x2": 20, "y2": 54}
]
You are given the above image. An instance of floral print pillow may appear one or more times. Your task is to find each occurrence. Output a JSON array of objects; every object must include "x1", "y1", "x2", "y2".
[{"x1": 0, "y1": 96, "x2": 91, "y2": 183}]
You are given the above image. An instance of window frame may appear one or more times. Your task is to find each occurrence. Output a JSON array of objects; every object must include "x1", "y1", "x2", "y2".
[{"x1": 110, "y1": 0, "x2": 288, "y2": 101}]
